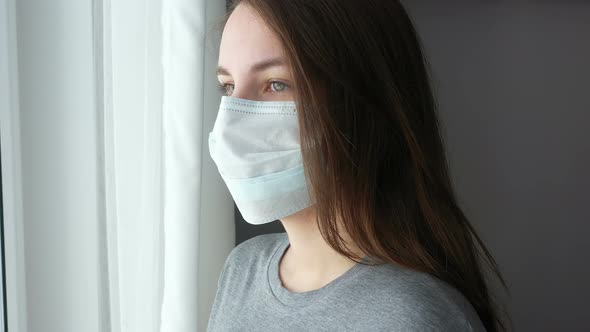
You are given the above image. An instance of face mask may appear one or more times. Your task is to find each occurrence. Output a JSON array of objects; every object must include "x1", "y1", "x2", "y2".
[{"x1": 208, "y1": 95, "x2": 315, "y2": 225}]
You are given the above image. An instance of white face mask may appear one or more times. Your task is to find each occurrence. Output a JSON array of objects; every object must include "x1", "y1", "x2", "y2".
[{"x1": 208, "y1": 96, "x2": 315, "y2": 225}]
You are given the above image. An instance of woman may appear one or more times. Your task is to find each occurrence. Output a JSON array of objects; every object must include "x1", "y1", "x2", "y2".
[{"x1": 207, "y1": 0, "x2": 510, "y2": 331}]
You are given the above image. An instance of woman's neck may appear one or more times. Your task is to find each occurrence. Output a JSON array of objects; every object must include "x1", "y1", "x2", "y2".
[{"x1": 278, "y1": 205, "x2": 365, "y2": 292}]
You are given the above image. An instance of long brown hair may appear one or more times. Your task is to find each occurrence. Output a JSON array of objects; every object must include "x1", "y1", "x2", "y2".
[{"x1": 218, "y1": 0, "x2": 511, "y2": 330}]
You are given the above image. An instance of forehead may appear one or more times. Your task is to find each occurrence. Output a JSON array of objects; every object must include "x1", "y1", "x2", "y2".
[{"x1": 218, "y1": 4, "x2": 286, "y2": 70}]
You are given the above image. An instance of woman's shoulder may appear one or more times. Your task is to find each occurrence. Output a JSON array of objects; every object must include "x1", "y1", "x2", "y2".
[
  {"x1": 223, "y1": 232, "x2": 286, "y2": 270},
  {"x1": 237, "y1": 232, "x2": 286, "y2": 250},
  {"x1": 357, "y1": 262, "x2": 486, "y2": 331}
]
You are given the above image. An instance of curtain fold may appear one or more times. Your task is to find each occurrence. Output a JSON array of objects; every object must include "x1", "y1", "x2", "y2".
[
  {"x1": 105, "y1": 0, "x2": 165, "y2": 331},
  {"x1": 160, "y1": 0, "x2": 231, "y2": 331},
  {"x1": 103, "y1": 0, "x2": 231, "y2": 331}
]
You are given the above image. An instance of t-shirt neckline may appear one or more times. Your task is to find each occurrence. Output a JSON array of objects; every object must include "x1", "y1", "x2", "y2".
[{"x1": 267, "y1": 234, "x2": 370, "y2": 308}]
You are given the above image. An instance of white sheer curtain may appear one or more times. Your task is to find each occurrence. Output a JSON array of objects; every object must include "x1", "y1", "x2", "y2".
[
  {"x1": 160, "y1": 0, "x2": 233, "y2": 331},
  {"x1": 1, "y1": 0, "x2": 231, "y2": 330},
  {"x1": 104, "y1": 0, "x2": 232, "y2": 331},
  {"x1": 102, "y1": 0, "x2": 165, "y2": 331}
]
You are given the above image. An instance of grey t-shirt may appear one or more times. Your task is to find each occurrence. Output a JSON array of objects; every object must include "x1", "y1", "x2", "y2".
[{"x1": 207, "y1": 232, "x2": 486, "y2": 331}]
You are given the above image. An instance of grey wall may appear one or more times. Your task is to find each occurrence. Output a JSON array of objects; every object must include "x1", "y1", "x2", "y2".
[
  {"x1": 234, "y1": 2, "x2": 590, "y2": 331},
  {"x1": 404, "y1": 3, "x2": 589, "y2": 331}
]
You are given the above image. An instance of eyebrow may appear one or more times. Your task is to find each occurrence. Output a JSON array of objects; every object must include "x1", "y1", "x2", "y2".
[{"x1": 216, "y1": 57, "x2": 286, "y2": 76}]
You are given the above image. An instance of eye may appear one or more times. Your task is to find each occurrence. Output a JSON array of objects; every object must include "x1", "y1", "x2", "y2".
[
  {"x1": 217, "y1": 80, "x2": 290, "y2": 96},
  {"x1": 217, "y1": 82, "x2": 234, "y2": 96},
  {"x1": 268, "y1": 80, "x2": 289, "y2": 93}
]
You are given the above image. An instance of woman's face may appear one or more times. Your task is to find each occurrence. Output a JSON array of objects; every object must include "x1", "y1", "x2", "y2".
[{"x1": 217, "y1": 4, "x2": 295, "y2": 101}]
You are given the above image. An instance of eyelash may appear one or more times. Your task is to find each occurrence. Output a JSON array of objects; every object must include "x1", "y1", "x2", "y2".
[{"x1": 216, "y1": 80, "x2": 290, "y2": 96}]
